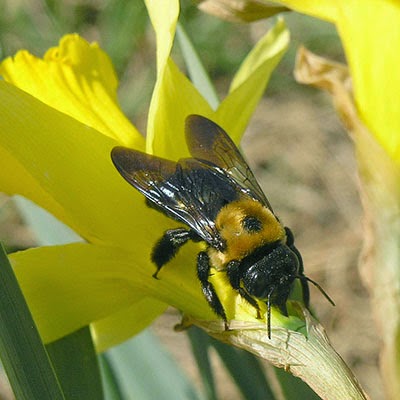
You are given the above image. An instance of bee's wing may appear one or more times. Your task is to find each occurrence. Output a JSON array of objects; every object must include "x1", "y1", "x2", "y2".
[
  {"x1": 111, "y1": 147, "x2": 239, "y2": 249},
  {"x1": 185, "y1": 115, "x2": 273, "y2": 211}
]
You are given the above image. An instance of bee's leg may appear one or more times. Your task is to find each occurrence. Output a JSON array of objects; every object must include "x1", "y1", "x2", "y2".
[
  {"x1": 151, "y1": 228, "x2": 197, "y2": 279},
  {"x1": 197, "y1": 251, "x2": 228, "y2": 329},
  {"x1": 284, "y1": 227, "x2": 310, "y2": 308},
  {"x1": 226, "y1": 260, "x2": 261, "y2": 319}
]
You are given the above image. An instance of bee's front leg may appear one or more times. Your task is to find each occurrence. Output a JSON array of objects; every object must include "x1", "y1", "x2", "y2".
[
  {"x1": 151, "y1": 228, "x2": 197, "y2": 278},
  {"x1": 226, "y1": 260, "x2": 262, "y2": 319}
]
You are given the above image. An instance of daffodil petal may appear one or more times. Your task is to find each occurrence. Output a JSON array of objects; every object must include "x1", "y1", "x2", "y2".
[
  {"x1": 10, "y1": 243, "x2": 158, "y2": 344},
  {"x1": 145, "y1": 0, "x2": 179, "y2": 77},
  {"x1": 92, "y1": 298, "x2": 167, "y2": 352},
  {"x1": 216, "y1": 18, "x2": 289, "y2": 143},
  {"x1": 145, "y1": 0, "x2": 214, "y2": 158},
  {"x1": 147, "y1": 59, "x2": 214, "y2": 159},
  {"x1": 0, "y1": 34, "x2": 142, "y2": 148},
  {"x1": 276, "y1": 0, "x2": 400, "y2": 162},
  {"x1": 335, "y1": 2, "x2": 400, "y2": 163},
  {"x1": 0, "y1": 81, "x2": 166, "y2": 248},
  {"x1": 10, "y1": 241, "x2": 214, "y2": 345}
]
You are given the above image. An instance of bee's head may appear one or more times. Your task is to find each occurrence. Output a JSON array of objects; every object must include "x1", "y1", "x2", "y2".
[
  {"x1": 241, "y1": 243, "x2": 334, "y2": 339},
  {"x1": 241, "y1": 244, "x2": 299, "y2": 308}
]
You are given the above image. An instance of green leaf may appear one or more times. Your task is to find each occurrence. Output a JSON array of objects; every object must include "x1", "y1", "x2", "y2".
[
  {"x1": 0, "y1": 243, "x2": 65, "y2": 400},
  {"x1": 209, "y1": 333, "x2": 276, "y2": 400},
  {"x1": 274, "y1": 367, "x2": 321, "y2": 400},
  {"x1": 46, "y1": 327, "x2": 103, "y2": 400},
  {"x1": 176, "y1": 22, "x2": 220, "y2": 110},
  {"x1": 187, "y1": 326, "x2": 217, "y2": 400},
  {"x1": 99, "y1": 355, "x2": 124, "y2": 400},
  {"x1": 15, "y1": 190, "x2": 103, "y2": 400},
  {"x1": 105, "y1": 329, "x2": 202, "y2": 400}
]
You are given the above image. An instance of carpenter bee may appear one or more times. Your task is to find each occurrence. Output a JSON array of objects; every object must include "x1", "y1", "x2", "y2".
[{"x1": 111, "y1": 115, "x2": 334, "y2": 338}]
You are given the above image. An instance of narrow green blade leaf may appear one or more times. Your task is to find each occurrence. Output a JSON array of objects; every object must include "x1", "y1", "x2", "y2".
[
  {"x1": 187, "y1": 326, "x2": 217, "y2": 400},
  {"x1": 14, "y1": 197, "x2": 104, "y2": 399},
  {"x1": 99, "y1": 355, "x2": 124, "y2": 400},
  {"x1": 105, "y1": 329, "x2": 201, "y2": 400},
  {"x1": 46, "y1": 327, "x2": 103, "y2": 400},
  {"x1": 0, "y1": 243, "x2": 65, "y2": 400},
  {"x1": 274, "y1": 367, "x2": 321, "y2": 400},
  {"x1": 210, "y1": 334, "x2": 276, "y2": 400},
  {"x1": 176, "y1": 22, "x2": 220, "y2": 109}
]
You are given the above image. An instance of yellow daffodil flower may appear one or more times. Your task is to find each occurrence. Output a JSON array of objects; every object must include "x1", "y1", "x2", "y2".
[
  {"x1": 276, "y1": 1, "x2": 400, "y2": 165},
  {"x1": 0, "y1": 0, "x2": 290, "y2": 352}
]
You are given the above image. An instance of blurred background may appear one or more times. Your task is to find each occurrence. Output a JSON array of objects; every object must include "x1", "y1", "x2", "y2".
[{"x1": 0, "y1": 0, "x2": 379, "y2": 398}]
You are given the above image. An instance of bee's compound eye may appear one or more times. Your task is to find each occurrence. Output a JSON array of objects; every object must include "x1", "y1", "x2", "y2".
[{"x1": 242, "y1": 215, "x2": 263, "y2": 233}]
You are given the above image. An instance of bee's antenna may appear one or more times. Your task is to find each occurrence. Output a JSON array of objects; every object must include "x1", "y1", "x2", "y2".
[{"x1": 300, "y1": 276, "x2": 335, "y2": 306}]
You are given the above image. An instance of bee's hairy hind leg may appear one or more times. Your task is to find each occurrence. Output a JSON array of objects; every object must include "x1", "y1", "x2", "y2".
[
  {"x1": 151, "y1": 228, "x2": 198, "y2": 278},
  {"x1": 197, "y1": 251, "x2": 229, "y2": 329}
]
